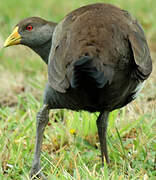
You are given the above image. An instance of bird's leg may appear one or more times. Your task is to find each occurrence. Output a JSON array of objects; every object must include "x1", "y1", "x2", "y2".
[
  {"x1": 96, "y1": 111, "x2": 110, "y2": 165},
  {"x1": 30, "y1": 104, "x2": 49, "y2": 179}
]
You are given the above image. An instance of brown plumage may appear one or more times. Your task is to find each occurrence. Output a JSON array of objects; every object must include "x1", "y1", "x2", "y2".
[
  {"x1": 48, "y1": 3, "x2": 152, "y2": 110},
  {"x1": 4, "y1": 3, "x2": 152, "y2": 179}
]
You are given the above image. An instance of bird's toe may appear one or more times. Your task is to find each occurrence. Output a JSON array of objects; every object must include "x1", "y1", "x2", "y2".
[{"x1": 30, "y1": 166, "x2": 47, "y2": 180}]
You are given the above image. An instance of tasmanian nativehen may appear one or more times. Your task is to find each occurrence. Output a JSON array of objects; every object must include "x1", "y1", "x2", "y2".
[{"x1": 4, "y1": 3, "x2": 152, "y2": 179}]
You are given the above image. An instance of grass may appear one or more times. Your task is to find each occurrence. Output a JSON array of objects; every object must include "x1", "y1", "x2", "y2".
[{"x1": 0, "y1": 0, "x2": 156, "y2": 179}]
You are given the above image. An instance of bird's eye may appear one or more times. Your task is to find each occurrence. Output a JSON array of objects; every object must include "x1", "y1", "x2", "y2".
[{"x1": 26, "y1": 25, "x2": 33, "y2": 31}]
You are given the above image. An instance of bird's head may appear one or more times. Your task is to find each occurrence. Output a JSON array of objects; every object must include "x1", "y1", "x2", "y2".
[{"x1": 4, "y1": 17, "x2": 56, "y2": 48}]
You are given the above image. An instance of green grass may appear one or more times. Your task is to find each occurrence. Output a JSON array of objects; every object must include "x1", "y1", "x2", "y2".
[{"x1": 0, "y1": 0, "x2": 156, "y2": 179}]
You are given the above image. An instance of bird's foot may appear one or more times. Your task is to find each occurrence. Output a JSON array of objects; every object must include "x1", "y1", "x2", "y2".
[{"x1": 30, "y1": 164, "x2": 47, "y2": 180}]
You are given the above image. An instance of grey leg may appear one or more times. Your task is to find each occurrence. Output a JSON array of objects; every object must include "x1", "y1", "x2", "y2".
[
  {"x1": 30, "y1": 104, "x2": 49, "y2": 179},
  {"x1": 96, "y1": 111, "x2": 110, "y2": 165}
]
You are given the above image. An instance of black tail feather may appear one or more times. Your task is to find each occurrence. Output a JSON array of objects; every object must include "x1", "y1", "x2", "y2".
[{"x1": 71, "y1": 56, "x2": 108, "y2": 89}]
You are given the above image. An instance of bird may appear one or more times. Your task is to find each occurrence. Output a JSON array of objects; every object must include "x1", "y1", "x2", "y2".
[{"x1": 4, "y1": 3, "x2": 152, "y2": 179}]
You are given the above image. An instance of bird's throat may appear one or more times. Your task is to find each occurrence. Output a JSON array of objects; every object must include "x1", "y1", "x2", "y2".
[{"x1": 30, "y1": 39, "x2": 52, "y2": 64}]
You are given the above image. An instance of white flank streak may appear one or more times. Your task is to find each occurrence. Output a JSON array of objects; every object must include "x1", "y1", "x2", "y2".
[{"x1": 132, "y1": 80, "x2": 146, "y2": 99}]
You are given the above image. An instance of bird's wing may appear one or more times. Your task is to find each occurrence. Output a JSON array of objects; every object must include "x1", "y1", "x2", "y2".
[{"x1": 128, "y1": 24, "x2": 152, "y2": 80}]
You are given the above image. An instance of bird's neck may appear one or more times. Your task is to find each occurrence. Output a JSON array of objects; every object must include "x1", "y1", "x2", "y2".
[
  {"x1": 31, "y1": 39, "x2": 52, "y2": 64},
  {"x1": 30, "y1": 22, "x2": 57, "y2": 64}
]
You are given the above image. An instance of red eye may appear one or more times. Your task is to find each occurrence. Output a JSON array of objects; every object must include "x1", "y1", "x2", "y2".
[{"x1": 26, "y1": 25, "x2": 33, "y2": 31}]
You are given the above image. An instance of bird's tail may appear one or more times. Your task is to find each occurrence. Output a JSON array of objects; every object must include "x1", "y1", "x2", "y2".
[{"x1": 70, "y1": 56, "x2": 108, "y2": 89}]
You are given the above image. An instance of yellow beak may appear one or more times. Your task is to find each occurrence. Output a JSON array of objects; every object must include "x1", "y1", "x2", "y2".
[{"x1": 4, "y1": 26, "x2": 21, "y2": 47}]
